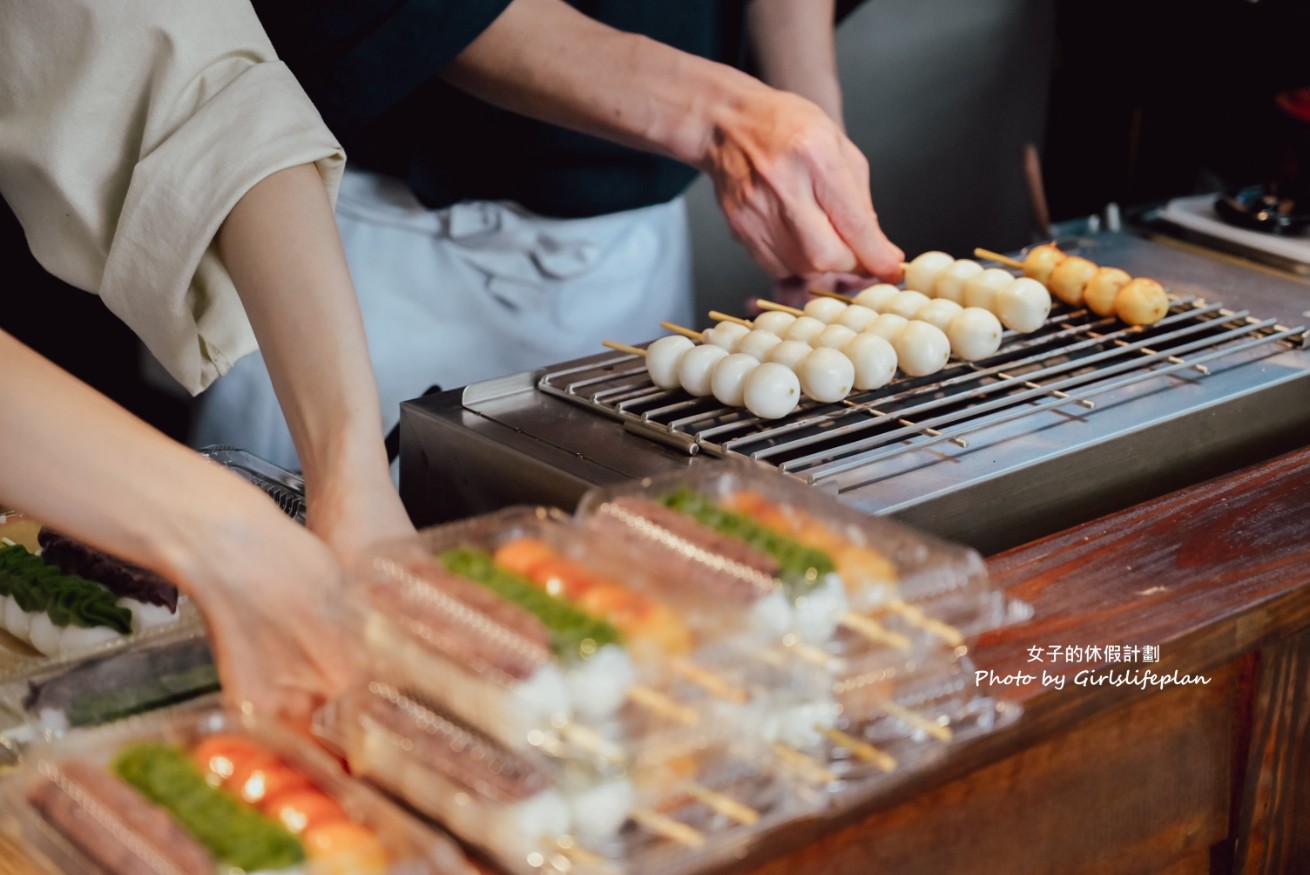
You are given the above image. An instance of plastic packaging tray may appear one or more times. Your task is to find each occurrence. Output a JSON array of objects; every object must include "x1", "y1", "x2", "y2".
[
  {"x1": 339, "y1": 681, "x2": 804, "y2": 875},
  {"x1": 348, "y1": 506, "x2": 829, "y2": 766},
  {"x1": 0, "y1": 622, "x2": 217, "y2": 745},
  {"x1": 0, "y1": 511, "x2": 204, "y2": 690},
  {"x1": 0, "y1": 704, "x2": 472, "y2": 875},
  {"x1": 575, "y1": 465, "x2": 1005, "y2": 661}
]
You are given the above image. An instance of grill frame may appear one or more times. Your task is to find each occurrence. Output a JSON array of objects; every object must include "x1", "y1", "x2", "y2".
[
  {"x1": 537, "y1": 297, "x2": 1305, "y2": 493},
  {"x1": 398, "y1": 231, "x2": 1310, "y2": 553}
]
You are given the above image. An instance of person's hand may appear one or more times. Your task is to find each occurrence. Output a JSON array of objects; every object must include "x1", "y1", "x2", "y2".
[
  {"x1": 698, "y1": 85, "x2": 904, "y2": 281},
  {"x1": 192, "y1": 512, "x2": 354, "y2": 733}
]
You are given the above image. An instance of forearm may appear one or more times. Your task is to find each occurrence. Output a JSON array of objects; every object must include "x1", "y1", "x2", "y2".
[
  {"x1": 0, "y1": 331, "x2": 298, "y2": 597},
  {"x1": 747, "y1": 0, "x2": 844, "y2": 125},
  {"x1": 0, "y1": 330, "x2": 350, "y2": 720},
  {"x1": 214, "y1": 164, "x2": 385, "y2": 489},
  {"x1": 441, "y1": 0, "x2": 767, "y2": 170}
]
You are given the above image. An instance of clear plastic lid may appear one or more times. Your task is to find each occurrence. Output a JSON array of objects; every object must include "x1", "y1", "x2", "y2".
[
  {"x1": 339, "y1": 680, "x2": 806, "y2": 875},
  {"x1": 575, "y1": 464, "x2": 1008, "y2": 659},
  {"x1": 199, "y1": 446, "x2": 306, "y2": 523},
  {"x1": 346, "y1": 507, "x2": 828, "y2": 764},
  {"x1": 0, "y1": 622, "x2": 217, "y2": 743},
  {"x1": 0, "y1": 704, "x2": 473, "y2": 875}
]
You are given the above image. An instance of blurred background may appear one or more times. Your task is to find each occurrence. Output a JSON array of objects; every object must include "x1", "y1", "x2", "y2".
[{"x1": 5, "y1": 0, "x2": 1307, "y2": 446}]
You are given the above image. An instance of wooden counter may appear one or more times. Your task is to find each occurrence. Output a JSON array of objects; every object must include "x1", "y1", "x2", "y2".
[{"x1": 722, "y1": 445, "x2": 1310, "y2": 875}]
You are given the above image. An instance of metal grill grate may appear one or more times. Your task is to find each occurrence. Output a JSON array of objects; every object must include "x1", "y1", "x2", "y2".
[{"x1": 537, "y1": 298, "x2": 1306, "y2": 489}]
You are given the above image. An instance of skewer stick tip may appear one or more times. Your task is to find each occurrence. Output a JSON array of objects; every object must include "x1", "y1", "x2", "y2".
[
  {"x1": 659, "y1": 321, "x2": 704, "y2": 341},
  {"x1": 807, "y1": 288, "x2": 853, "y2": 302},
  {"x1": 973, "y1": 247, "x2": 1025, "y2": 270},
  {"x1": 755, "y1": 300, "x2": 804, "y2": 316},
  {"x1": 603, "y1": 340, "x2": 646, "y2": 357}
]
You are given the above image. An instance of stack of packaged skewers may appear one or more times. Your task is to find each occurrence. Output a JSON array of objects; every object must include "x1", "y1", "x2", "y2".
[
  {"x1": 332, "y1": 464, "x2": 1028, "y2": 875},
  {"x1": 0, "y1": 426, "x2": 1033, "y2": 875}
]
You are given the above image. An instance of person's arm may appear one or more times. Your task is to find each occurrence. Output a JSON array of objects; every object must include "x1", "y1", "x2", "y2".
[
  {"x1": 0, "y1": 329, "x2": 348, "y2": 726},
  {"x1": 213, "y1": 164, "x2": 414, "y2": 566},
  {"x1": 440, "y1": 0, "x2": 903, "y2": 280},
  {"x1": 746, "y1": 0, "x2": 844, "y2": 126}
]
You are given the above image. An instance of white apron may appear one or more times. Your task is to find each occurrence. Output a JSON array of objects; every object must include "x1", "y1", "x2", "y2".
[{"x1": 191, "y1": 166, "x2": 695, "y2": 471}]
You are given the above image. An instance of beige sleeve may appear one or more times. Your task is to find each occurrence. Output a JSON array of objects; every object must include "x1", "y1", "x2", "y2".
[{"x1": 0, "y1": 0, "x2": 344, "y2": 394}]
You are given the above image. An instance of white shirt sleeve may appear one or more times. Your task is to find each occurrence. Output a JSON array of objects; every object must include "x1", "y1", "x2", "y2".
[{"x1": 0, "y1": 0, "x2": 345, "y2": 393}]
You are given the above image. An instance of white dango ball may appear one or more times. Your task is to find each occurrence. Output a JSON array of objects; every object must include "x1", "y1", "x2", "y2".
[
  {"x1": 864, "y1": 313, "x2": 910, "y2": 342},
  {"x1": 813, "y1": 324, "x2": 858, "y2": 350},
  {"x1": 903, "y1": 251, "x2": 955, "y2": 295},
  {"x1": 947, "y1": 307, "x2": 1004, "y2": 361},
  {"x1": 735, "y1": 329, "x2": 783, "y2": 360},
  {"x1": 743, "y1": 362, "x2": 801, "y2": 419},
  {"x1": 752, "y1": 311, "x2": 797, "y2": 335},
  {"x1": 797, "y1": 348, "x2": 855, "y2": 403},
  {"x1": 932, "y1": 259, "x2": 983, "y2": 303},
  {"x1": 676, "y1": 344, "x2": 729, "y2": 396},
  {"x1": 710, "y1": 353, "x2": 759, "y2": 407},
  {"x1": 802, "y1": 297, "x2": 850, "y2": 324},
  {"x1": 645, "y1": 335, "x2": 694, "y2": 389},
  {"x1": 784, "y1": 315, "x2": 827, "y2": 344},
  {"x1": 914, "y1": 298, "x2": 964, "y2": 332},
  {"x1": 884, "y1": 290, "x2": 932, "y2": 320},
  {"x1": 842, "y1": 333, "x2": 898, "y2": 391},
  {"x1": 836, "y1": 304, "x2": 880, "y2": 331},
  {"x1": 892, "y1": 322, "x2": 951, "y2": 377},
  {"x1": 853, "y1": 283, "x2": 900, "y2": 312},
  {"x1": 963, "y1": 268, "x2": 1017, "y2": 312},
  {"x1": 995, "y1": 277, "x2": 1052, "y2": 333},
  {"x1": 765, "y1": 340, "x2": 814, "y2": 371},
  {"x1": 705, "y1": 321, "x2": 750, "y2": 351}
]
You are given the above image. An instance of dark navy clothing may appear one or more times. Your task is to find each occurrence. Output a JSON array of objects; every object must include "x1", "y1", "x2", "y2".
[{"x1": 252, "y1": 1, "x2": 752, "y2": 218}]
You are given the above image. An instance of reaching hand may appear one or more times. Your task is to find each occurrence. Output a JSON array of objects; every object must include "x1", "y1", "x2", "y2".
[
  {"x1": 196, "y1": 517, "x2": 354, "y2": 733},
  {"x1": 700, "y1": 86, "x2": 903, "y2": 281}
]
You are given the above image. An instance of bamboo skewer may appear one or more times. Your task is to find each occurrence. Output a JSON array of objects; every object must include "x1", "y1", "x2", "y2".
[
  {"x1": 769, "y1": 742, "x2": 839, "y2": 784},
  {"x1": 756, "y1": 300, "x2": 804, "y2": 316},
  {"x1": 670, "y1": 657, "x2": 750, "y2": 704},
  {"x1": 679, "y1": 782, "x2": 761, "y2": 825},
  {"x1": 837, "y1": 612, "x2": 911, "y2": 651},
  {"x1": 603, "y1": 340, "x2": 646, "y2": 357},
  {"x1": 627, "y1": 686, "x2": 700, "y2": 726},
  {"x1": 881, "y1": 700, "x2": 953, "y2": 742},
  {"x1": 659, "y1": 321, "x2": 704, "y2": 341},
  {"x1": 973, "y1": 247, "x2": 1024, "y2": 270},
  {"x1": 808, "y1": 288, "x2": 855, "y2": 302},
  {"x1": 707, "y1": 310, "x2": 754, "y2": 327},
  {"x1": 879, "y1": 601, "x2": 966, "y2": 649},
  {"x1": 853, "y1": 405, "x2": 969, "y2": 449},
  {"x1": 560, "y1": 721, "x2": 627, "y2": 765},
  {"x1": 629, "y1": 808, "x2": 706, "y2": 848},
  {"x1": 817, "y1": 726, "x2": 898, "y2": 773}
]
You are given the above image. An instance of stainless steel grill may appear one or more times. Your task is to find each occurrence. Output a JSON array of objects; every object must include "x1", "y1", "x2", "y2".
[
  {"x1": 538, "y1": 297, "x2": 1305, "y2": 490},
  {"x1": 398, "y1": 231, "x2": 1310, "y2": 553}
]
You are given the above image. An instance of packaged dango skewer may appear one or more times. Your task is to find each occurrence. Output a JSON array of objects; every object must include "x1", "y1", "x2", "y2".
[
  {"x1": 344, "y1": 507, "x2": 825, "y2": 765},
  {"x1": 339, "y1": 681, "x2": 804, "y2": 875},
  {"x1": 0, "y1": 705, "x2": 470, "y2": 875},
  {"x1": 573, "y1": 466, "x2": 1022, "y2": 803},
  {"x1": 0, "y1": 510, "x2": 203, "y2": 687},
  {"x1": 0, "y1": 622, "x2": 218, "y2": 742},
  {"x1": 574, "y1": 465, "x2": 1006, "y2": 663}
]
